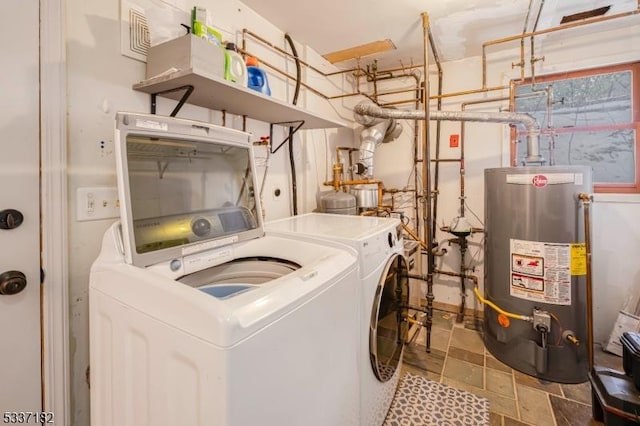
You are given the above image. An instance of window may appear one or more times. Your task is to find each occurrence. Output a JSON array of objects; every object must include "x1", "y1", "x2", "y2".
[{"x1": 512, "y1": 63, "x2": 640, "y2": 193}]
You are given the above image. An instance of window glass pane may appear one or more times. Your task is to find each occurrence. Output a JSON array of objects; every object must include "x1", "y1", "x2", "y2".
[
  {"x1": 515, "y1": 69, "x2": 636, "y2": 186},
  {"x1": 516, "y1": 129, "x2": 636, "y2": 184},
  {"x1": 516, "y1": 71, "x2": 632, "y2": 128}
]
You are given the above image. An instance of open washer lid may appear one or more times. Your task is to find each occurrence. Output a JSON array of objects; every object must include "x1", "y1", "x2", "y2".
[{"x1": 115, "y1": 112, "x2": 264, "y2": 267}]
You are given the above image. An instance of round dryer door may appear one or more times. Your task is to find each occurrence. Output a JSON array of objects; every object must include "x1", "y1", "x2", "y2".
[{"x1": 369, "y1": 254, "x2": 409, "y2": 382}]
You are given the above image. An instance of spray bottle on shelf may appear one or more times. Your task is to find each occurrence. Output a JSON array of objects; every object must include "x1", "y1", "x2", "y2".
[{"x1": 245, "y1": 56, "x2": 271, "y2": 96}]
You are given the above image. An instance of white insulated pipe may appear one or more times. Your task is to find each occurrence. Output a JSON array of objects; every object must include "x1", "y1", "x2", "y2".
[{"x1": 354, "y1": 102, "x2": 543, "y2": 164}]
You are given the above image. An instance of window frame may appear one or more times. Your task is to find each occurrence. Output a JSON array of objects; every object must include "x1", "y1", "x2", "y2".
[{"x1": 510, "y1": 62, "x2": 640, "y2": 193}]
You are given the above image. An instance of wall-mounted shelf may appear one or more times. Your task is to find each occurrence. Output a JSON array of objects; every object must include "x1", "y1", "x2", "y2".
[{"x1": 132, "y1": 68, "x2": 348, "y2": 129}]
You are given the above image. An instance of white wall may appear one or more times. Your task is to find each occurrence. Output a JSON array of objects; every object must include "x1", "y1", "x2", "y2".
[
  {"x1": 592, "y1": 195, "x2": 640, "y2": 344},
  {"x1": 65, "y1": 1, "x2": 354, "y2": 424}
]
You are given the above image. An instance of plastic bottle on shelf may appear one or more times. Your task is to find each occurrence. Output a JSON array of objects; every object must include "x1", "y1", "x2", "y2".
[
  {"x1": 224, "y1": 43, "x2": 248, "y2": 87},
  {"x1": 246, "y1": 56, "x2": 271, "y2": 96}
]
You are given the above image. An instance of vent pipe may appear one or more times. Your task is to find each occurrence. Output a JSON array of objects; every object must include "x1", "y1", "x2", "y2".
[
  {"x1": 354, "y1": 101, "x2": 543, "y2": 164},
  {"x1": 354, "y1": 115, "x2": 403, "y2": 179}
]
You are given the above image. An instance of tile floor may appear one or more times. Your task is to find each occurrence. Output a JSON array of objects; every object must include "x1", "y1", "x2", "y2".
[{"x1": 401, "y1": 311, "x2": 623, "y2": 426}]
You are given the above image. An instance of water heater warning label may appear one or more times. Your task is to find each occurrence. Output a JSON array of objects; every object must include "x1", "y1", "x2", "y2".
[
  {"x1": 510, "y1": 239, "x2": 571, "y2": 305},
  {"x1": 570, "y1": 243, "x2": 587, "y2": 276}
]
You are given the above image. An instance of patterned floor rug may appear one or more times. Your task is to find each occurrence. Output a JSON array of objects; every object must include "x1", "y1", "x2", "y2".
[{"x1": 384, "y1": 373, "x2": 490, "y2": 426}]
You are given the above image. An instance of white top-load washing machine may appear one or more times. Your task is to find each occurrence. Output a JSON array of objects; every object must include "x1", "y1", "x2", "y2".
[
  {"x1": 266, "y1": 213, "x2": 409, "y2": 426},
  {"x1": 89, "y1": 113, "x2": 361, "y2": 426}
]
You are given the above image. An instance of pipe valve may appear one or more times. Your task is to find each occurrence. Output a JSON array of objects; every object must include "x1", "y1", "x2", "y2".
[
  {"x1": 532, "y1": 309, "x2": 551, "y2": 333},
  {"x1": 562, "y1": 330, "x2": 580, "y2": 346}
]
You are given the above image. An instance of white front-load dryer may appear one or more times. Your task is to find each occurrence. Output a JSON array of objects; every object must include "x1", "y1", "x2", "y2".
[{"x1": 266, "y1": 213, "x2": 410, "y2": 426}]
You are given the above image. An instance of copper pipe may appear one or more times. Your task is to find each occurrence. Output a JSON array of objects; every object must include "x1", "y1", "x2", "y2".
[
  {"x1": 237, "y1": 46, "x2": 379, "y2": 104},
  {"x1": 515, "y1": 0, "x2": 535, "y2": 80},
  {"x1": 236, "y1": 49, "x2": 328, "y2": 99},
  {"x1": 421, "y1": 11, "x2": 435, "y2": 354},
  {"x1": 413, "y1": 71, "x2": 422, "y2": 240},
  {"x1": 322, "y1": 177, "x2": 385, "y2": 208},
  {"x1": 429, "y1": 24, "x2": 444, "y2": 252},
  {"x1": 509, "y1": 80, "x2": 517, "y2": 166},
  {"x1": 370, "y1": 63, "x2": 423, "y2": 75},
  {"x1": 482, "y1": 7, "x2": 640, "y2": 88},
  {"x1": 529, "y1": 0, "x2": 546, "y2": 90},
  {"x1": 376, "y1": 85, "x2": 509, "y2": 104},
  {"x1": 330, "y1": 163, "x2": 343, "y2": 191},
  {"x1": 371, "y1": 63, "x2": 379, "y2": 101},
  {"x1": 243, "y1": 6, "x2": 638, "y2": 109},
  {"x1": 485, "y1": 8, "x2": 638, "y2": 48},
  {"x1": 384, "y1": 188, "x2": 417, "y2": 193},
  {"x1": 362, "y1": 67, "x2": 423, "y2": 236},
  {"x1": 380, "y1": 98, "x2": 422, "y2": 107},
  {"x1": 376, "y1": 87, "x2": 424, "y2": 98},
  {"x1": 242, "y1": 29, "x2": 371, "y2": 78},
  {"x1": 336, "y1": 147, "x2": 358, "y2": 181},
  {"x1": 328, "y1": 90, "x2": 379, "y2": 102},
  {"x1": 243, "y1": 26, "x2": 503, "y2": 104},
  {"x1": 433, "y1": 269, "x2": 478, "y2": 286},
  {"x1": 434, "y1": 266, "x2": 477, "y2": 322},
  {"x1": 408, "y1": 269, "x2": 480, "y2": 324},
  {"x1": 432, "y1": 85, "x2": 509, "y2": 100},
  {"x1": 402, "y1": 224, "x2": 427, "y2": 250},
  {"x1": 578, "y1": 192, "x2": 595, "y2": 371},
  {"x1": 422, "y1": 12, "x2": 432, "y2": 265},
  {"x1": 431, "y1": 158, "x2": 461, "y2": 163},
  {"x1": 440, "y1": 226, "x2": 484, "y2": 234},
  {"x1": 241, "y1": 29, "x2": 382, "y2": 104}
]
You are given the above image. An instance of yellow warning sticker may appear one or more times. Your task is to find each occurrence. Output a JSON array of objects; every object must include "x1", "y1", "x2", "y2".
[{"x1": 571, "y1": 243, "x2": 587, "y2": 276}]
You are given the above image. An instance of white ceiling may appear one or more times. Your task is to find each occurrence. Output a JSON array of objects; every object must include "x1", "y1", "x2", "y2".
[{"x1": 241, "y1": 0, "x2": 638, "y2": 68}]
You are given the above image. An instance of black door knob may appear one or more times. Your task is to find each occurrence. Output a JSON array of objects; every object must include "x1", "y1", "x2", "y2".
[
  {"x1": 0, "y1": 271, "x2": 27, "y2": 295},
  {"x1": 0, "y1": 209, "x2": 24, "y2": 230}
]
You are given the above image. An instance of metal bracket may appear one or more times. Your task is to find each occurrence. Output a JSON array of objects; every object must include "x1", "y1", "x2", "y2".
[
  {"x1": 150, "y1": 85, "x2": 194, "y2": 117},
  {"x1": 269, "y1": 120, "x2": 305, "y2": 154}
]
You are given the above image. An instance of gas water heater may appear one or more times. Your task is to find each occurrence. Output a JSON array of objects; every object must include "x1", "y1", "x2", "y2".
[{"x1": 484, "y1": 166, "x2": 592, "y2": 383}]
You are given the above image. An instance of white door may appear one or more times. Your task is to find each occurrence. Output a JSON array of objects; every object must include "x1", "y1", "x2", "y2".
[{"x1": 0, "y1": 1, "x2": 42, "y2": 412}]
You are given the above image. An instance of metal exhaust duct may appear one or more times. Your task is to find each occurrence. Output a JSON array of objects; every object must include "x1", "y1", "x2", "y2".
[
  {"x1": 354, "y1": 116, "x2": 403, "y2": 179},
  {"x1": 353, "y1": 101, "x2": 543, "y2": 164}
]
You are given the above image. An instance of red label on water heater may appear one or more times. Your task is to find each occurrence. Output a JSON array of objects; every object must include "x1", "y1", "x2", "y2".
[{"x1": 532, "y1": 174, "x2": 548, "y2": 188}]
